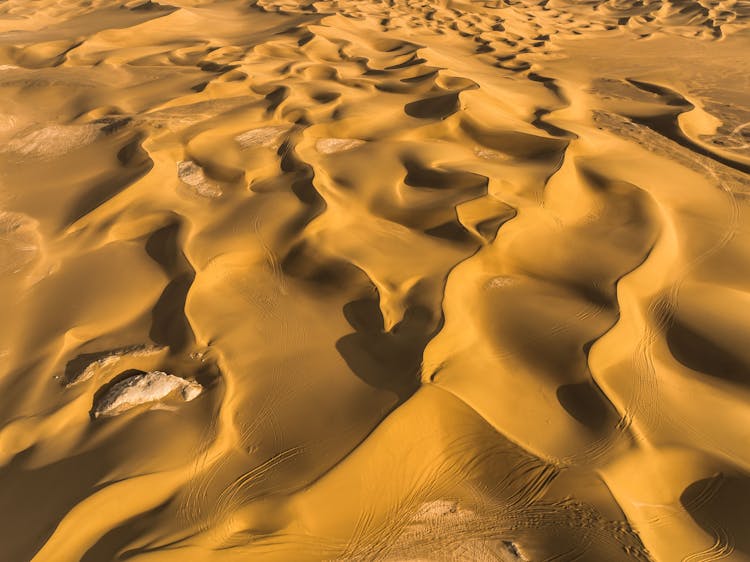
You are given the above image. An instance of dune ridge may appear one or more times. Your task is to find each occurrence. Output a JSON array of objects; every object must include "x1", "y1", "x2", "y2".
[{"x1": 0, "y1": 0, "x2": 749, "y2": 560}]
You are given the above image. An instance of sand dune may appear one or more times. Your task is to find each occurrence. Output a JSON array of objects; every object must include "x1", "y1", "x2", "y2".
[{"x1": 0, "y1": 0, "x2": 749, "y2": 560}]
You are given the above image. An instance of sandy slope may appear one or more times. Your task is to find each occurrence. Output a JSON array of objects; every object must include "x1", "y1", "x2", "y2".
[{"x1": 0, "y1": 0, "x2": 749, "y2": 560}]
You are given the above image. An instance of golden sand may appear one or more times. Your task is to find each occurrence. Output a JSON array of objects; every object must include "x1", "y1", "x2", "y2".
[{"x1": 0, "y1": 0, "x2": 749, "y2": 560}]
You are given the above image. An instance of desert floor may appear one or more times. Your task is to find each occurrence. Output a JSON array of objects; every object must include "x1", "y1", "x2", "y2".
[{"x1": 0, "y1": 0, "x2": 749, "y2": 560}]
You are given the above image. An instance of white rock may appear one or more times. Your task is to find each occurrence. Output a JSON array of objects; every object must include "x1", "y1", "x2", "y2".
[
  {"x1": 177, "y1": 160, "x2": 222, "y2": 198},
  {"x1": 4, "y1": 124, "x2": 100, "y2": 159},
  {"x1": 91, "y1": 371, "x2": 203, "y2": 418},
  {"x1": 486, "y1": 275, "x2": 516, "y2": 289},
  {"x1": 315, "y1": 137, "x2": 365, "y2": 154},
  {"x1": 234, "y1": 126, "x2": 289, "y2": 149},
  {"x1": 181, "y1": 383, "x2": 203, "y2": 401},
  {"x1": 474, "y1": 147, "x2": 511, "y2": 161}
]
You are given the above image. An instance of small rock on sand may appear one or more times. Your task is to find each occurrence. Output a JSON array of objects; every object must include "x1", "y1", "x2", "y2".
[
  {"x1": 315, "y1": 137, "x2": 365, "y2": 154},
  {"x1": 503, "y1": 541, "x2": 528, "y2": 560},
  {"x1": 384, "y1": 500, "x2": 528, "y2": 561},
  {"x1": 177, "y1": 160, "x2": 223, "y2": 198},
  {"x1": 234, "y1": 126, "x2": 289, "y2": 149},
  {"x1": 91, "y1": 370, "x2": 202, "y2": 418}
]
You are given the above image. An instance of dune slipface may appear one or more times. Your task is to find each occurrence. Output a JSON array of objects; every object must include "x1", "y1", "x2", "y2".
[{"x1": 0, "y1": 0, "x2": 749, "y2": 560}]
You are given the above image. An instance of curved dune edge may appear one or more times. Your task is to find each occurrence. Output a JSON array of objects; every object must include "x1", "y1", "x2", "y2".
[{"x1": 0, "y1": 1, "x2": 748, "y2": 561}]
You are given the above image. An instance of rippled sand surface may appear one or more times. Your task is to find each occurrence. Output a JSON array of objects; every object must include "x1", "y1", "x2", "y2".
[{"x1": 1, "y1": 0, "x2": 749, "y2": 560}]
